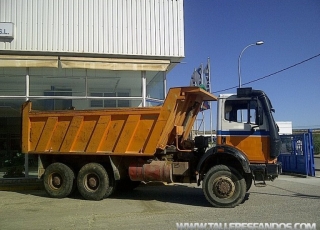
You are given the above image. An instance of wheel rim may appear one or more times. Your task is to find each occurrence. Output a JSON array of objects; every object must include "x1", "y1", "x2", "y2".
[
  {"x1": 212, "y1": 176, "x2": 235, "y2": 198},
  {"x1": 48, "y1": 173, "x2": 63, "y2": 190},
  {"x1": 83, "y1": 173, "x2": 100, "y2": 191}
]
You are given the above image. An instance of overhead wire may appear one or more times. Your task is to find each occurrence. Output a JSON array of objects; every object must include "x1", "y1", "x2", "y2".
[{"x1": 213, "y1": 53, "x2": 320, "y2": 94}]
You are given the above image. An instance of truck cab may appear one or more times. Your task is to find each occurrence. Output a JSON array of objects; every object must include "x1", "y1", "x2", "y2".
[
  {"x1": 217, "y1": 88, "x2": 280, "y2": 160},
  {"x1": 216, "y1": 87, "x2": 282, "y2": 181},
  {"x1": 196, "y1": 87, "x2": 282, "y2": 208}
]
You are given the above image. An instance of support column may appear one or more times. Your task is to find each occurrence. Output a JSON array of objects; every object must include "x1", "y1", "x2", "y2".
[
  {"x1": 163, "y1": 72, "x2": 167, "y2": 96},
  {"x1": 142, "y1": 71, "x2": 146, "y2": 107},
  {"x1": 85, "y1": 69, "x2": 88, "y2": 97},
  {"x1": 24, "y1": 68, "x2": 29, "y2": 177}
]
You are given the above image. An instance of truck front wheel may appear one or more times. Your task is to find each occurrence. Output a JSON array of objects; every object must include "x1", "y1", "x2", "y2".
[
  {"x1": 43, "y1": 162, "x2": 75, "y2": 198},
  {"x1": 202, "y1": 165, "x2": 246, "y2": 208},
  {"x1": 77, "y1": 163, "x2": 110, "y2": 201}
]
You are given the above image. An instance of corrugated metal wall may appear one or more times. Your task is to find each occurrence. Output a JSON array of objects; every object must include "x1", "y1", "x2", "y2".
[{"x1": 0, "y1": 0, "x2": 184, "y2": 58}]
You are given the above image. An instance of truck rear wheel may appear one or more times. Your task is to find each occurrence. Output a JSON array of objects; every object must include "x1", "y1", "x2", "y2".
[
  {"x1": 202, "y1": 165, "x2": 246, "y2": 208},
  {"x1": 77, "y1": 163, "x2": 110, "y2": 201},
  {"x1": 104, "y1": 168, "x2": 116, "y2": 198},
  {"x1": 43, "y1": 162, "x2": 75, "y2": 198},
  {"x1": 244, "y1": 173, "x2": 253, "y2": 191}
]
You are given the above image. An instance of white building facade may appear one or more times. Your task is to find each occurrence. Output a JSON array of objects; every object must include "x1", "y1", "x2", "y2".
[{"x1": 0, "y1": 0, "x2": 185, "y2": 177}]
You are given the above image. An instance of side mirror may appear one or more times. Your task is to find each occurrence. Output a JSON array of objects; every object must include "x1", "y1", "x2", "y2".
[{"x1": 256, "y1": 107, "x2": 263, "y2": 126}]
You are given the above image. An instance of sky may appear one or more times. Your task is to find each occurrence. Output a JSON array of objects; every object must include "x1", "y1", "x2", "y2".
[{"x1": 166, "y1": 0, "x2": 320, "y2": 130}]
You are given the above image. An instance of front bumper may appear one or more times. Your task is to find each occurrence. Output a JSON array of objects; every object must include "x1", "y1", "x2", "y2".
[{"x1": 249, "y1": 162, "x2": 282, "y2": 181}]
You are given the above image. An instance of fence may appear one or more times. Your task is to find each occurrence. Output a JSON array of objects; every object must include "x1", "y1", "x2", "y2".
[{"x1": 278, "y1": 130, "x2": 315, "y2": 177}]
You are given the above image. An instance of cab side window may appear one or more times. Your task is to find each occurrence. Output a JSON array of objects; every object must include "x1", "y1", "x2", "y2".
[{"x1": 225, "y1": 100, "x2": 260, "y2": 124}]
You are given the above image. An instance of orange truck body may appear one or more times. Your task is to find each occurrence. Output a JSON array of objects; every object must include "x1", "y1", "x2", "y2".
[{"x1": 22, "y1": 87, "x2": 217, "y2": 157}]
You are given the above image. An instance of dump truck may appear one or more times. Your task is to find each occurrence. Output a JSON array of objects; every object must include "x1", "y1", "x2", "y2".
[{"x1": 21, "y1": 86, "x2": 282, "y2": 208}]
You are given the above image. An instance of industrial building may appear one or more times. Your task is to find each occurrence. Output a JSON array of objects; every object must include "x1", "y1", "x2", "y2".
[{"x1": 0, "y1": 0, "x2": 185, "y2": 177}]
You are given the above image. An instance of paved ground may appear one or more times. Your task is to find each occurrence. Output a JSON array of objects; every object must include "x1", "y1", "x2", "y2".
[
  {"x1": 0, "y1": 155, "x2": 318, "y2": 229},
  {"x1": 0, "y1": 175, "x2": 319, "y2": 230}
]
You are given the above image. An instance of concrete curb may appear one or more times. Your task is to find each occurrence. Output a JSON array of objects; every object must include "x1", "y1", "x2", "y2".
[
  {"x1": 280, "y1": 172, "x2": 307, "y2": 178},
  {"x1": 0, "y1": 178, "x2": 43, "y2": 191}
]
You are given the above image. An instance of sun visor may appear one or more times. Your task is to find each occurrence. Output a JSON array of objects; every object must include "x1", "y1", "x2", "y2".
[
  {"x1": 0, "y1": 55, "x2": 58, "y2": 68},
  {"x1": 60, "y1": 57, "x2": 170, "y2": 71}
]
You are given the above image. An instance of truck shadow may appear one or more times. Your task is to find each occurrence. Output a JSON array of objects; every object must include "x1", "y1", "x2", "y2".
[
  {"x1": 104, "y1": 183, "x2": 249, "y2": 207},
  {"x1": 111, "y1": 184, "x2": 213, "y2": 207},
  {"x1": 15, "y1": 183, "x2": 251, "y2": 208}
]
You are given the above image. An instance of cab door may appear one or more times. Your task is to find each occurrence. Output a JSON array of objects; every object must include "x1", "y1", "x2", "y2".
[{"x1": 217, "y1": 95, "x2": 270, "y2": 163}]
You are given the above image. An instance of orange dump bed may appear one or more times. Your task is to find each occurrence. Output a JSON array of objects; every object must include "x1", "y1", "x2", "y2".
[{"x1": 22, "y1": 87, "x2": 217, "y2": 156}]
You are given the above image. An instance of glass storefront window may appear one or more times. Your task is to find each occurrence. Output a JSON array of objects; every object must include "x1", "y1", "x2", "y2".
[
  {"x1": 146, "y1": 71, "x2": 165, "y2": 101},
  {"x1": 0, "y1": 99, "x2": 25, "y2": 178},
  {"x1": 29, "y1": 68, "x2": 86, "y2": 110},
  {"x1": 0, "y1": 68, "x2": 26, "y2": 96},
  {"x1": 87, "y1": 69, "x2": 142, "y2": 108},
  {"x1": 0, "y1": 66, "x2": 165, "y2": 178},
  {"x1": 29, "y1": 68, "x2": 86, "y2": 97}
]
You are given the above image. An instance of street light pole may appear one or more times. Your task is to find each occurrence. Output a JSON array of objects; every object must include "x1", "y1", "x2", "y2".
[
  {"x1": 237, "y1": 41, "x2": 264, "y2": 122},
  {"x1": 238, "y1": 41, "x2": 264, "y2": 88}
]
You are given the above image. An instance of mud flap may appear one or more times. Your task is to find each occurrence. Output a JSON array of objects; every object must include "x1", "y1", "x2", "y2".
[{"x1": 109, "y1": 156, "x2": 121, "y2": 180}]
